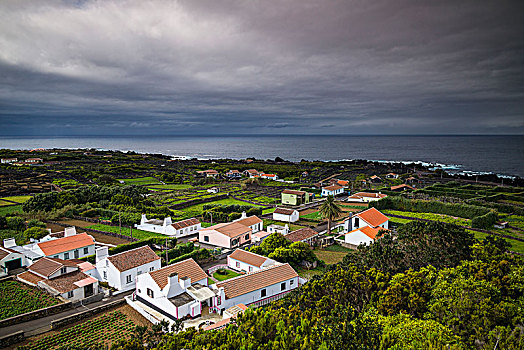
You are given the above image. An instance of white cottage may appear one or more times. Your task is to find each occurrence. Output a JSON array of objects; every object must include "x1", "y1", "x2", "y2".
[
  {"x1": 346, "y1": 192, "x2": 387, "y2": 203},
  {"x1": 136, "y1": 215, "x2": 201, "y2": 237},
  {"x1": 24, "y1": 230, "x2": 96, "y2": 261},
  {"x1": 344, "y1": 226, "x2": 387, "y2": 246},
  {"x1": 344, "y1": 207, "x2": 389, "y2": 232},
  {"x1": 18, "y1": 257, "x2": 100, "y2": 301},
  {"x1": 227, "y1": 249, "x2": 276, "y2": 273},
  {"x1": 272, "y1": 208, "x2": 299, "y2": 223},
  {"x1": 211, "y1": 263, "x2": 299, "y2": 311},
  {"x1": 321, "y1": 184, "x2": 344, "y2": 197},
  {"x1": 96, "y1": 245, "x2": 161, "y2": 291},
  {"x1": 134, "y1": 258, "x2": 213, "y2": 320},
  {"x1": 0, "y1": 245, "x2": 25, "y2": 277}
]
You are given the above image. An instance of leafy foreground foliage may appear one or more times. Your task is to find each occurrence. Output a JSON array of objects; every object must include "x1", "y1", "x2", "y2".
[
  {"x1": 0, "y1": 281, "x2": 60, "y2": 320},
  {"x1": 109, "y1": 222, "x2": 522, "y2": 350}
]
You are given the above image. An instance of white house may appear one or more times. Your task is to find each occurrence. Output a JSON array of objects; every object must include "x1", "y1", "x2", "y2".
[
  {"x1": 260, "y1": 173, "x2": 278, "y2": 180},
  {"x1": 136, "y1": 215, "x2": 201, "y2": 237},
  {"x1": 227, "y1": 249, "x2": 276, "y2": 273},
  {"x1": 344, "y1": 207, "x2": 389, "y2": 233},
  {"x1": 197, "y1": 170, "x2": 219, "y2": 178},
  {"x1": 344, "y1": 226, "x2": 387, "y2": 246},
  {"x1": 3, "y1": 238, "x2": 40, "y2": 266},
  {"x1": 134, "y1": 258, "x2": 213, "y2": 320},
  {"x1": 243, "y1": 169, "x2": 259, "y2": 178},
  {"x1": 199, "y1": 222, "x2": 252, "y2": 249},
  {"x1": 346, "y1": 192, "x2": 387, "y2": 203},
  {"x1": 211, "y1": 263, "x2": 299, "y2": 311},
  {"x1": 96, "y1": 245, "x2": 161, "y2": 291},
  {"x1": 18, "y1": 257, "x2": 100, "y2": 301},
  {"x1": 267, "y1": 224, "x2": 290, "y2": 235},
  {"x1": 385, "y1": 173, "x2": 399, "y2": 179},
  {"x1": 272, "y1": 208, "x2": 299, "y2": 223},
  {"x1": 321, "y1": 184, "x2": 344, "y2": 197},
  {"x1": 24, "y1": 230, "x2": 96, "y2": 261},
  {"x1": 233, "y1": 213, "x2": 263, "y2": 233},
  {"x1": 1, "y1": 158, "x2": 17, "y2": 164},
  {"x1": 225, "y1": 170, "x2": 242, "y2": 179},
  {"x1": 0, "y1": 246, "x2": 25, "y2": 277}
]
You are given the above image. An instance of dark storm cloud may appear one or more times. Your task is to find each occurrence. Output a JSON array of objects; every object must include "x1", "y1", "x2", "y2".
[{"x1": 0, "y1": 0, "x2": 523, "y2": 135}]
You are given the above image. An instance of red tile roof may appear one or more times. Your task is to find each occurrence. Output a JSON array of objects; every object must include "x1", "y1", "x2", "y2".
[
  {"x1": 274, "y1": 208, "x2": 296, "y2": 215},
  {"x1": 107, "y1": 245, "x2": 160, "y2": 272},
  {"x1": 285, "y1": 227, "x2": 318, "y2": 242},
  {"x1": 17, "y1": 271, "x2": 45, "y2": 285},
  {"x1": 323, "y1": 184, "x2": 342, "y2": 191},
  {"x1": 28, "y1": 257, "x2": 78, "y2": 277},
  {"x1": 229, "y1": 249, "x2": 269, "y2": 268},
  {"x1": 356, "y1": 208, "x2": 389, "y2": 227},
  {"x1": 216, "y1": 263, "x2": 297, "y2": 298},
  {"x1": 347, "y1": 226, "x2": 387, "y2": 240},
  {"x1": 201, "y1": 222, "x2": 252, "y2": 238},
  {"x1": 37, "y1": 233, "x2": 94, "y2": 256},
  {"x1": 282, "y1": 189, "x2": 306, "y2": 195},
  {"x1": 235, "y1": 215, "x2": 262, "y2": 227},
  {"x1": 171, "y1": 218, "x2": 200, "y2": 230},
  {"x1": 42, "y1": 270, "x2": 94, "y2": 293},
  {"x1": 149, "y1": 258, "x2": 207, "y2": 289},
  {"x1": 390, "y1": 184, "x2": 415, "y2": 191},
  {"x1": 349, "y1": 192, "x2": 387, "y2": 199}
]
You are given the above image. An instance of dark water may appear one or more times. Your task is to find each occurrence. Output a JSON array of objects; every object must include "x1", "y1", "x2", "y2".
[{"x1": 1, "y1": 135, "x2": 523, "y2": 177}]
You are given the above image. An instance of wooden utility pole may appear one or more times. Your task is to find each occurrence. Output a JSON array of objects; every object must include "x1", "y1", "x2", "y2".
[{"x1": 119, "y1": 212, "x2": 121, "y2": 235}]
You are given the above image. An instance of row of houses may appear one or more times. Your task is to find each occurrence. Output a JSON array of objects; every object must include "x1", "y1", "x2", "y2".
[{"x1": 197, "y1": 169, "x2": 279, "y2": 181}]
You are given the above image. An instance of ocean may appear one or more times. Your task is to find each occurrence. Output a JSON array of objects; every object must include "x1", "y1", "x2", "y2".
[{"x1": 0, "y1": 135, "x2": 523, "y2": 177}]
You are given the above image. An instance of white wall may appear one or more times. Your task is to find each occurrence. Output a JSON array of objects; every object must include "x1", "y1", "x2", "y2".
[
  {"x1": 46, "y1": 244, "x2": 95, "y2": 260},
  {"x1": 344, "y1": 230, "x2": 374, "y2": 246},
  {"x1": 97, "y1": 258, "x2": 161, "y2": 291},
  {"x1": 272, "y1": 211, "x2": 299, "y2": 222}
]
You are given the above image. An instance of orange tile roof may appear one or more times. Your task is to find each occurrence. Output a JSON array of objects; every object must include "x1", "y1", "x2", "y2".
[
  {"x1": 337, "y1": 180, "x2": 349, "y2": 186},
  {"x1": 204, "y1": 317, "x2": 232, "y2": 331},
  {"x1": 216, "y1": 263, "x2": 297, "y2": 299},
  {"x1": 107, "y1": 245, "x2": 160, "y2": 272},
  {"x1": 150, "y1": 258, "x2": 207, "y2": 289},
  {"x1": 37, "y1": 233, "x2": 94, "y2": 256},
  {"x1": 350, "y1": 192, "x2": 387, "y2": 199},
  {"x1": 274, "y1": 208, "x2": 295, "y2": 215},
  {"x1": 18, "y1": 271, "x2": 45, "y2": 285},
  {"x1": 356, "y1": 208, "x2": 389, "y2": 227},
  {"x1": 347, "y1": 226, "x2": 387, "y2": 240},
  {"x1": 390, "y1": 184, "x2": 415, "y2": 191},
  {"x1": 229, "y1": 249, "x2": 269, "y2": 268},
  {"x1": 323, "y1": 184, "x2": 342, "y2": 191},
  {"x1": 171, "y1": 218, "x2": 200, "y2": 230},
  {"x1": 235, "y1": 215, "x2": 262, "y2": 227},
  {"x1": 201, "y1": 222, "x2": 252, "y2": 238},
  {"x1": 285, "y1": 227, "x2": 318, "y2": 242},
  {"x1": 28, "y1": 257, "x2": 78, "y2": 277},
  {"x1": 282, "y1": 189, "x2": 306, "y2": 195}
]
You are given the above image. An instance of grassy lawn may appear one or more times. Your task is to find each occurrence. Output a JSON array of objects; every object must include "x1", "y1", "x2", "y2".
[
  {"x1": 262, "y1": 207, "x2": 277, "y2": 215},
  {"x1": 0, "y1": 204, "x2": 23, "y2": 216},
  {"x1": 297, "y1": 266, "x2": 326, "y2": 279},
  {"x1": 86, "y1": 224, "x2": 167, "y2": 240},
  {"x1": 0, "y1": 280, "x2": 61, "y2": 320},
  {"x1": 0, "y1": 200, "x2": 12, "y2": 207},
  {"x1": 300, "y1": 211, "x2": 322, "y2": 221},
  {"x1": 313, "y1": 246, "x2": 350, "y2": 264},
  {"x1": 382, "y1": 209, "x2": 471, "y2": 227},
  {"x1": 213, "y1": 268, "x2": 241, "y2": 281},
  {"x1": 117, "y1": 176, "x2": 162, "y2": 186},
  {"x1": 148, "y1": 184, "x2": 193, "y2": 190},
  {"x1": 207, "y1": 277, "x2": 215, "y2": 285},
  {"x1": 0, "y1": 195, "x2": 32, "y2": 203}
]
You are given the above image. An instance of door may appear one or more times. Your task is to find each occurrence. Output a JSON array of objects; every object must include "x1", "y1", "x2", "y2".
[
  {"x1": 5, "y1": 258, "x2": 22, "y2": 272},
  {"x1": 74, "y1": 249, "x2": 79, "y2": 259},
  {"x1": 84, "y1": 284, "x2": 94, "y2": 298}
]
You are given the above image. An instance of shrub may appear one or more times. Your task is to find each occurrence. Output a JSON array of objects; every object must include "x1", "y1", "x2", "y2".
[{"x1": 471, "y1": 210, "x2": 498, "y2": 229}]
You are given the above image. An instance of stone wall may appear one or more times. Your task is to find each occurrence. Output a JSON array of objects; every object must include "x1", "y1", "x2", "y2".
[
  {"x1": 0, "y1": 301, "x2": 72, "y2": 328},
  {"x1": 51, "y1": 299, "x2": 125, "y2": 329},
  {"x1": 0, "y1": 331, "x2": 25, "y2": 348}
]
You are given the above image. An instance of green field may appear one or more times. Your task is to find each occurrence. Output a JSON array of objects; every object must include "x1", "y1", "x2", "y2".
[
  {"x1": 117, "y1": 177, "x2": 162, "y2": 186},
  {"x1": 382, "y1": 209, "x2": 471, "y2": 227},
  {"x1": 0, "y1": 205, "x2": 23, "y2": 216},
  {"x1": 213, "y1": 268, "x2": 241, "y2": 281},
  {"x1": 182, "y1": 198, "x2": 264, "y2": 213},
  {"x1": 86, "y1": 224, "x2": 166, "y2": 240},
  {"x1": 262, "y1": 207, "x2": 277, "y2": 215},
  {"x1": 0, "y1": 200, "x2": 12, "y2": 207},
  {"x1": 148, "y1": 184, "x2": 193, "y2": 191},
  {"x1": 0, "y1": 280, "x2": 61, "y2": 320},
  {"x1": 300, "y1": 211, "x2": 322, "y2": 221},
  {"x1": 0, "y1": 195, "x2": 32, "y2": 204}
]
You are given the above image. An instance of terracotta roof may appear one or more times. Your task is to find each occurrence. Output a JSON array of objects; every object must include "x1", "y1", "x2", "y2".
[
  {"x1": 323, "y1": 184, "x2": 342, "y2": 191},
  {"x1": 42, "y1": 270, "x2": 94, "y2": 293},
  {"x1": 235, "y1": 215, "x2": 262, "y2": 227},
  {"x1": 349, "y1": 192, "x2": 387, "y2": 199},
  {"x1": 37, "y1": 233, "x2": 94, "y2": 256},
  {"x1": 356, "y1": 208, "x2": 389, "y2": 227},
  {"x1": 337, "y1": 180, "x2": 349, "y2": 186},
  {"x1": 150, "y1": 258, "x2": 207, "y2": 289},
  {"x1": 204, "y1": 317, "x2": 232, "y2": 331},
  {"x1": 28, "y1": 257, "x2": 78, "y2": 278},
  {"x1": 390, "y1": 184, "x2": 415, "y2": 191},
  {"x1": 285, "y1": 227, "x2": 318, "y2": 242},
  {"x1": 229, "y1": 249, "x2": 269, "y2": 268},
  {"x1": 171, "y1": 218, "x2": 200, "y2": 230},
  {"x1": 370, "y1": 175, "x2": 381, "y2": 179},
  {"x1": 245, "y1": 169, "x2": 258, "y2": 174},
  {"x1": 347, "y1": 226, "x2": 387, "y2": 240},
  {"x1": 17, "y1": 271, "x2": 45, "y2": 285},
  {"x1": 216, "y1": 263, "x2": 297, "y2": 299},
  {"x1": 261, "y1": 174, "x2": 276, "y2": 177},
  {"x1": 201, "y1": 222, "x2": 252, "y2": 238},
  {"x1": 199, "y1": 169, "x2": 218, "y2": 174},
  {"x1": 282, "y1": 189, "x2": 306, "y2": 195},
  {"x1": 253, "y1": 230, "x2": 271, "y2": 240},
  {"x1": 274, "y1": 208, "x2": 295, "y2": 215},
  {"x1": 0, "y1": 247, "x2": 12, "y2": 260},
  {"x1": 107, "y1": 245, "x2": 160, "y2": 272}
]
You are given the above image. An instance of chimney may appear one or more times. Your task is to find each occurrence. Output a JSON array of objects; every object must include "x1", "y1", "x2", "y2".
[
  {"x1": 284, "y1": 224, "x2": 289, "y2": 235},
  {"x1": 141, "y1": 214, "x2": 148, "y2": 225},
  {"x1": 96, "y1": 246, "x2": 109, "y2": 263},
  {"x1": 180, "y1": 276, "x2": 191, "y2": 290},
  {"x1": 3, "y1": 238, "x2": 16, "y2": 248},
  {"x1": 167, "y1": 272, "x2": 179, "y2": 290},
  {"x1": 64, "y1": 227, "x2": 77, "y2": 237},
  {"x1": 241, "y1": 211, "x2": 247, "y2": 219},
  {"x1": 164, "y1": 217, "x2": 172, "y2": 226}
]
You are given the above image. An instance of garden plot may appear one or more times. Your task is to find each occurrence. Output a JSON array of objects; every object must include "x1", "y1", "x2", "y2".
[
  {"x1": 213, "y1": 268, "x2": 241, "y2": 281},
  {"x1": 117, "y1": 176, "x2": 162, "y2": 186},
  {"x1": 0, "y1": 280, "x2": 61, "y2": 320}
]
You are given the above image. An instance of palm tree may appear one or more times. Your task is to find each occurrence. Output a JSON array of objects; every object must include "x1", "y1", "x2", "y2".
[{"x1": 318, "y1": 195, "x2": 342, "y2": 235}]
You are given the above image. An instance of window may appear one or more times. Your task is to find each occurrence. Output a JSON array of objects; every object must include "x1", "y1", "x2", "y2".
[
  {"x1": 60, "y1": 267, "x2": 67, "y2": 274},
  {"x1": 67, "y1": 290, "x2": 74, "y2": 298},
  {"x1": 281, "y1": 282, "x2": 286, "y2": 291},
  {"x1": 137, "y1": 270, "x2": 142, "y2": 275},
  {"x1": 126, "y1": 275, "x2": 132, "y2": 284},
  {"x1": 138, "y1": 289, "x2": 141, "y2": 294},
  {"x1": 147, "y1": 288, "x2": 154, "y2": 298},
  {"x1": 245, "y1": 234, "x2": 249, "y2": 240},
  {"x1": 354, "y1": 218, "x2": 359, "y2": 228},
  {"x1": 204, "y1": 236, "x2": 209, "y2": 242},
  {"x1": 236, "y1": 262, "x2": 240, "y2": 268},
  {"x1": 290, "y1": 279, "x2": 294, "y2": 285},
  {"x1": 64, "y1": 252, "x2": 69, "y2": 260},
  {"x1": 150, "y1": 266, "x2": 155, "y2": 272},
  {"x1": 83, "y1": 247, "x2": 89, "y2": 254},
  {"x1": 249, "y1": 267, "x2": 253, "y2": 272},
  {"x1": 261, "y1": 289, "x2": 266, "y2": 297},
  {"x1": 103, "y1": 271, "x2": 107, "y2": 279}
]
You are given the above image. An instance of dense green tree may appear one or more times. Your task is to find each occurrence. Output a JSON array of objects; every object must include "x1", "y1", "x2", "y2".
[
  {"x1": 6, "y1": 216, "x2": 25, "y2": 232},
  {"x1": 27, "y1": 219, "x2": 46, "y2": 229},
  {"x1": 259, "y1": 232, "x2": 290, "y2": 255},
  {"x1": 23, "y1": 226, "x2": 48, "y2": 242}
]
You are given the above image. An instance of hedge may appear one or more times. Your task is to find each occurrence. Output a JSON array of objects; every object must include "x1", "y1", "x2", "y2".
[
  {"x1": 157, "y1": 242, "x2": 195, "y2": 260},
  {"x1": 471, "y1": 210, "x2": 498, "y2": 229},
  {"x1": 167, "y1": 248, "x2": 211, "y2": 265},
  {"x1": 370, "y1": 197, "x2": 490, "y2": 219}
]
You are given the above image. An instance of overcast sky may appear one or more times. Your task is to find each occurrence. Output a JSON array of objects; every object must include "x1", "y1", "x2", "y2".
[{"x1": 1, "y1": 0, "x2": 523, "y2": 136}]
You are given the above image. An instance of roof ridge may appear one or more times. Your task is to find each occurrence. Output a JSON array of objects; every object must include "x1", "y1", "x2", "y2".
[{"x1": 217, "y1": 262, "x2": 285, "y2": 285}]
